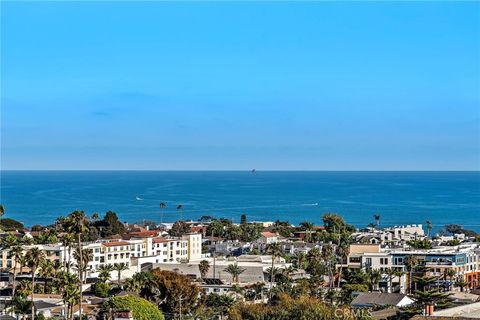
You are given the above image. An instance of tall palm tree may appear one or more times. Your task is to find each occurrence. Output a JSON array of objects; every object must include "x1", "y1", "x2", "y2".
[
  {"x1": 67, "y1": 210, "x2": 89, "y2": 319},
  {"x1": 113, "y1": 262, "x2": 129, "y2": 286},
  {"x1": 367, "y1": 268, "x2": 382, "y2": 291},
  {"x1": 224, "y1": 263, "x2": 245, "y2": 284},
  {"x1": 405, "y1": 255, "x2": 418, "y2": 294},
  {"x1": 18, "y1": 255, "x2": 27, "y2": 277},
  {"x1": 25, "y1": 247, "x2": 46, "y2": 320},
  {"x1": 159, "y1": 202, "x2": 166, "y2": 224},
  {"x1": 321, "y1": 243, "x2": 335, "y2": 289},
  {"x1": 394, "y1": 269, "x2": 405, "y2": 293},
  {"x1": 385, "y1": 267, "x2": 397, "y2": 293},
  {"x1": 39, "y1": 259, "x2": 54, "y2": 293},
  {"x1": 444, "y1": 269, "x2": 456, "y2": 291},
  {"x1": 198, "y1": 260, "x2": 210, "y2": 279},
  {"x1": 426, "y1": 220, "x2": 433, "y2": 238},
  {"x1": 176, "y1": 204, "x2": 184, "y2": 221},
  {"x1": 293, "y1": 252, "x2": 306, "y2": 270},
  {"x1": 98, "y1": 264, "x2": 114, "y2": 282},
  {"x1": 299, "y1": 221, "x2": 314, "y2": 243},
  {"x1": 0, "y1": 203, "x2": 4, "y2": 229},
  {"x1": 373, "y1": 214, "x2": 381, "y2": 228},
  {"x1": 336, "y1": 243, "x2": 350, "y2": 288},
  {"x1": 11, "y1": 245, "x2": 24, "y2": 296},
  {"x1": 266, "y1": 242, "x2": 282, "y2": 299},
  {"x1": 61, "y1": 233, "x2": 75, "y2": 272}
]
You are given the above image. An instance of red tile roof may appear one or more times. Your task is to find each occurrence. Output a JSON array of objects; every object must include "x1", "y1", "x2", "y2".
[
  {"x1": 102, "y1": 241, "x2": 130, "y2": 247},
  {"x1": 261, "y1": 232, "x2": 277, "y2": 238},
  {"x1": 153, "y1": 237, "x2": 168, "y2": 243},
  {"x1": 127, "y1": 230, "x2": 160, "y2": 238}
]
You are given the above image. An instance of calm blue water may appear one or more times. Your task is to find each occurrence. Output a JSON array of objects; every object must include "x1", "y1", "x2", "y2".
[{"x1": 0, "y1": 171, "x2": 479, "y2": 233}]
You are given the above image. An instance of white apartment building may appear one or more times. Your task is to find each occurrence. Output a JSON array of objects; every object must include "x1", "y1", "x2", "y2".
[{"x1": 0, "y1": 232, "x2": 203, "y2": 283}]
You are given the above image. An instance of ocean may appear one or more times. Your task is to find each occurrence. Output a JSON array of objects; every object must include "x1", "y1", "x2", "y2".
[{"x1": 0, "y1": 171, "x2": 479, "y2": 233}]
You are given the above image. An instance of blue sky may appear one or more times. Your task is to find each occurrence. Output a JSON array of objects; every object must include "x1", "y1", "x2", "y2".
[{"x1": 1, "y1": 2, "x2": 479, "y2": 170}]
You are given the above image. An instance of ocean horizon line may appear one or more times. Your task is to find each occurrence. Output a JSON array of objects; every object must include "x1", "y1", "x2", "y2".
[{"x1": 2, "y1": 169, "x2": 480, "y2": 173}]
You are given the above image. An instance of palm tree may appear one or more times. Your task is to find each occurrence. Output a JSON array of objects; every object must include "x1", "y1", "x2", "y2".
[
  {"x1": 0, "y1": 203, "x2": 4, "y2": 229},
  {"x1": 385, "y1": 268, "x2": 397, "y2": 293},
  {"x1": 113, "y1": 262, "x2": 129, "y2": 286},
  {"x1": 265, "y1": 242, "x2": 282, "y2": 299},
  {"x1": 293, "y1": 252, "x2": 307, "y2": 270},
  {"x1": 61, "y1": 233, "x2": 75, "y2": 272},
  {"x1": 367, "y1": 268, "x2": 382, "y2": 291},
  {"x1": 405, "y1": 255, "x2": 418, "y2": 294},
  {"x1": 321, "y1": 243, "x2": 335, "y2": 289},
  {"x1": 373, "y1": 214, "x2": 381, "y2": 228},
  {"x1": 11, "y1": 245, "x2": 24, "y2": 296},
  {"x1": 224, "y1": 263, "x2": 245, "y2": 284},
  {"x1": 394, "y1": 269, "x2": 405, "y2": 293},
  {"x1": 67, "y1": 210, "x2": 89, "y2": 319},
  {"x1": 159, "y1": 202, "x2": 166, "y2": 224},
  {"x1": 8, "y1": 295, "x2": 33, "y2": 320},
  {"x1": 91, "y1": 212, "x2": 100, "y2": 221},
  {"x1": 39, "y1": 259, "x2": 55, "y2": 293},
  {"x1": 18, "y1": 255, "x2": 27, "y2": 277},
  {"x1": 25, "y1": 247, "x2": 46, "y2": 320},
  {"x1": 73, "y1": 248, "x2": 92, "y2": 283},
  {"x1": 444, "y1": 269, "x2": 456, "y2": 291},
  {"x1": 455, "y1": 276, "x2": 469, "y2": 292},
  {"x1": 176, "y1": 204, "x2": 184, "y2": 221},
  {"x1": 299, "y1": 221, "x2": 314, "y2": 243},
  {"x1": 336, "y1": 243, "x2": 350, "y2": 288},
  {"x1": 426, "y1": 220, "x2": 433, "y2": 238},
  {"x1": 98, "y1": 264, "x2": 114, "y2": 282},
  {"x1": 198, "y1": 260, "x2": 210, "y2": 279},
  {"x1": 1, "y1": 233, "x2": 18, "y2": 249}
]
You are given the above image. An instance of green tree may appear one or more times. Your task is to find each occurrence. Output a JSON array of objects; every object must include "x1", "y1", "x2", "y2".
[
  {"x1": 0, "y1": 203, "x2": 4, "y2": 230},
  {"x1": 169, "y1": 220, "x2": 191, "y2": 237},
  {"x1": 198, "y1": 260, "x2": 210, "y2": 279},
  {"x1": 405, "y1": 255, "x2": 418, "y2": 294},
  {"x1": 103, "y1": 296, "x2": 164, "y2": 320},
  {"x1": 299, "y1": 221, "x2": 314, "y2": 243},
  {"x1": 26, "y1": 247, "x2": 46, "y2": 320},
  {"x1": 366, "y1": 269, "x2": 382, "y2": 292},
  {"x1": 455, "y1": 276, "x2": 469, "y2": 292},
  {"x1": 240, "y1": 214, "x2": 247, "y2": 225},
  {"x1": 266, "y1": 242, "x2": 283, "y2": 299},
  {"x1": 101, "y1": 211, "x2": 127, "y2": 237},
  {"x1": 113, "y1": 262, "x2": 129, "y2": 286},
  {"x1": 151, "y1": 269, "x2": 200, "y2": 316},
  {"x1": 11, "y1": 245, "x2": 24, "y2": 296},
  {"x1": 8, "y1": 295, "x2": 33, "y2": 320},
  {"x1": 225, "y1": 263, "x2": 246, "y2": 284},
  {"x1": 92, "y1": 282, "x2": 110, "y2": 298},
  {"x1": 0, "y1": 218, "x2": 24, "y2": 231},
  {"x1": 99, "y1": 264, "x2": 114, "y2": 282},
  {"x1": 159, "y1": 202, "x2": 166, "y2": 224},
  {"x1": 67, "y1": 210, "x2": 89, "y2": 319},
  {"x1": 426, "y1": 220, "x2": 433, "y2": 238}
]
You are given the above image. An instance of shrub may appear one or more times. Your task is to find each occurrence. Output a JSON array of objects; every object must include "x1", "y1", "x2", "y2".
[
  {"x1": 92, "y1": 282, "x2": 110, "y2": 298},
  {"x1": 104, "y1": 296, "x2": 164, "y2": 320}
]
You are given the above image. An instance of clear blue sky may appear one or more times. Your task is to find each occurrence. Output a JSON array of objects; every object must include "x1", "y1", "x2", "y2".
[{"x1": 1, "y1": 2, "x2": 479, "y2": 170}]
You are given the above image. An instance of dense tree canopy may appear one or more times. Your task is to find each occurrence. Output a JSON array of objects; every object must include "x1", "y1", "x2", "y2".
[{"x1": 103, "y1": 296, "x2": 164, "y2": 320}]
